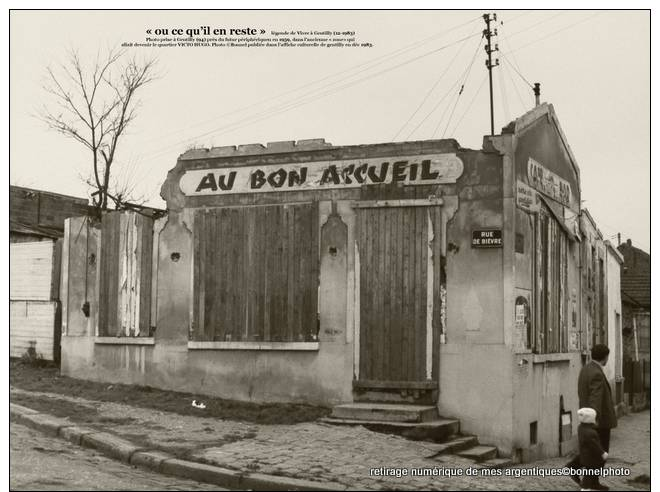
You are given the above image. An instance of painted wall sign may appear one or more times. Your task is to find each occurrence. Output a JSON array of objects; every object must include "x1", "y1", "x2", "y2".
[
  {"x1": 527, "y1": 157, "x2": 572, "y2": 207},
  {"x1": 516, "y1": 180, "x2": 540, "y2": 212},
  {"x1": 179, "y1": 153, "x2": 464, "y2": 196},
  {"x1": 472, "y1": 229, "x2": 502, "y2": 248}
]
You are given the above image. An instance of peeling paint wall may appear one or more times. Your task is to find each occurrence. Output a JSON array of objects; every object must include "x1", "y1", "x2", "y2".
[
  {"x1": 61, "y1": 217, "x2": 100, "y2": 338},
  {"x1": 436, "y1": 146, "x2": 510, "y2": 451},
  {"x1": 60, "y1": 108, "x2": 610, "y2": 462},
  {"x1": 605, "y1": 244, "x2": 623, "y2": 385}
]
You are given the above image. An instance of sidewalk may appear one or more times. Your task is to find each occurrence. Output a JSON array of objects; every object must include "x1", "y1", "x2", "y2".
[{"x1": 10, "y1": 387, "x2": 650, "y2": 491}]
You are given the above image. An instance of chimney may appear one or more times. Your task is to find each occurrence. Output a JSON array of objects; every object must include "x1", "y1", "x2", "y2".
[
  {"x1": 627, "y1": 238, "x2": 632, "y2": 247},
  {"x1": 533, "y1": 83, "x2": 541, "y2": 107}
]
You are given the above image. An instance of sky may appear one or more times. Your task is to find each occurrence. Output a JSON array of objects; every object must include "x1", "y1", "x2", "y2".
[{"x1": 9, "y1": 9, "x2": 650, "y2": 251}]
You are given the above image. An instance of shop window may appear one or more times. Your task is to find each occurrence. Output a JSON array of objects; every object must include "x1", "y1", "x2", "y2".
[
  {"x1": 532, "y1": 205, "x2": 568, "y2": 353},
  {"x1": 98, "y1": 211, "x2": 153, "y2": 337},
  {"x1": 191, "y1": 203, "x2": 319, "y2": 342}
]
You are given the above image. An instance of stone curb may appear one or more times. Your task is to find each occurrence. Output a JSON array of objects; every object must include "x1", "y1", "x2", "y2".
[
  {"x1": 10, "y1": 403, "x2": 348, "y2": 491},
  {"x1": 10, "y1": 403, "x2": 74, "y2": 437},
  {"x1": 81, "y1": 432, "x2": 147, "y2": 464},
  {"x1": 160, "y1": 459, "x2": 242, "y2": 489}
]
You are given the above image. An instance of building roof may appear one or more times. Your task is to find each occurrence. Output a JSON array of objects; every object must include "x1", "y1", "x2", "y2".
[
  {"x1": 618, "y1": 240, "x2": 650, "y2": 309},
  {"x1": 10, "y1": 185, "x2": 92, "y2": 234},
  {"x1": 10, "y1": 185, "x2": 89, "y2": 204},
  {"x1": 10, "y1": 220, "x2": 63, "y2": 239},
  {"x1": 501, "y1": 102, "x2": 581, "y2": 186},
  {"x1": 620, "y1": 274, "x2": 651, "y2": 308}
]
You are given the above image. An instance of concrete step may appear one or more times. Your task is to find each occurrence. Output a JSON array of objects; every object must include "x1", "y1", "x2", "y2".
[
  {"x1": 426, "y1": 435, "x2": 479, "y2": 457},
  {"x1": 456, "y1": 445, "x2": 498, "y2": 462},
  {"x1": 320, "y1": 417, "x2": 459, "y2": 443},
  {"x1": 330, "y1": 403, "x2": 439, "y2": 423},
  {"x1": 478, "y1": 457, "x2": 513, "y2": 469}
]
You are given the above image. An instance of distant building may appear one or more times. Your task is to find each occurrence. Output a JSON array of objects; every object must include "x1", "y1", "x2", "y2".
[
  {"x1": 10, "y1": 186, "x2": 93, "y2": 361},
  {"x1": 579, "y1": 210, "x2": 626, "y2": 414},
  {"x1": 617, "y1": 239, "x2": 650, "y2": 408}
]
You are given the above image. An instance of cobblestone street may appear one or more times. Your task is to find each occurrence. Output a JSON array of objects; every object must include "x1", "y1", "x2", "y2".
[
  {"x1": 10, "y1": 388, "x2": 650, "y2": 490},
  {"x1": 10, "y1": 423, "x2": 224, "y2": 491}
]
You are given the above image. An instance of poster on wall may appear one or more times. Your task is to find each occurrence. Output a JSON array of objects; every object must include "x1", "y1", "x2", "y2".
[{"x1": 516, "y1": 180, "x2": 541, "y2": 212}]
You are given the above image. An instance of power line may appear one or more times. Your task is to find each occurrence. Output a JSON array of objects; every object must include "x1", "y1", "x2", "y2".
[
  {"x1": 500, "y1": 53, "x2": 534, "y2": 88},
  {"x1": 499, "y1": 10, "x2": 535, "y2": 25},
  {"x1": 440, "y1": 31, "x2": 484, "y2": 138},
  {"x1": 406, "y1": 35, "x2": 484, "y2": 139},
  {"x1": 450, "y1": 73, "x2": 488, "y2": 136},
  {"x1": 133, "y1": 30, "x2": 485, "y2": 172},
  {"x1": 505, "y1": 11, "x2": 565, "y2": 40},
  {"x1": 408, "y1": 72, "x2": 463, "y2": 140},
  {"x1": 136, "y1": 15, "x2": 483, "y2": 148},
  {"x1": 498, "y1": 20, "x2": 531, "y2": 88},
  {"x1": 392, "y1": 33, "x2": 474, "y2": 141},
  {"x1": 501, "y1": 58, "x2": 528, "y2": 113},
  {"x1": 134, "y1": 12, "x2": 603, "y2": 203},
  {"x1": 497, "y1": 64, "x2": 511, "y2": 124},
  {"x1": 509, "y1": 13, "x2": 602, "y2": 54},
  {"x1": 134, "y1": 13, "x2": 580, "y2": 181}
]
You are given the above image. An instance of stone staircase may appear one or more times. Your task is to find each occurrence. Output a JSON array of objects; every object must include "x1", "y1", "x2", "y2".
[{"x1": 321, "y1": 403, "x2": 512, "y2": 468}]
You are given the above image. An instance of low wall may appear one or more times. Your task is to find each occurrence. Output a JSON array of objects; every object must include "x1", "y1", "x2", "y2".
[{"x1": 61, "y1": 336, "x2": 353, "y2": 405}]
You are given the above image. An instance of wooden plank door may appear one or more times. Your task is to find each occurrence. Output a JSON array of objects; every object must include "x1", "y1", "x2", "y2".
[{"x1": 355, "y1": 203, "x2": 443, "y2": 387}]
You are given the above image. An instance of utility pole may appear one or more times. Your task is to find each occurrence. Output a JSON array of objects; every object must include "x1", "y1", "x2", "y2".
[{"x1": 483, "y1": 13, "x2": 499, "y2": 135}]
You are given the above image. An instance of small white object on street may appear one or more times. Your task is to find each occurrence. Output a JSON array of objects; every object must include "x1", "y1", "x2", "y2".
[{"x1": 192, "y1": 400, "x2": 206, "y2": 409}]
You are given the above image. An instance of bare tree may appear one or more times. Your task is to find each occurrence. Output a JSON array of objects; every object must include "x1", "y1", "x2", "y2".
[{"x1": 40, "y1": 47, "x2": 157, "y2": 210}]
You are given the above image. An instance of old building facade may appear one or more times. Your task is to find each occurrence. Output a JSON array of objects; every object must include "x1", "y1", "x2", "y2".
[{"x1": 59, "y1": 103, "x2": 624, "y2": 461}]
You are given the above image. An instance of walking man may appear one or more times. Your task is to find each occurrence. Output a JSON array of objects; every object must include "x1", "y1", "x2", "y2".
[{"x1": 566, "y1": 344, "x2": 617, "y2": 490}]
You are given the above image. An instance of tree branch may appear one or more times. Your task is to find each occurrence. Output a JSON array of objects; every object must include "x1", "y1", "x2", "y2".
[{"x1": 40, "y1": 48, "x2": 158, "y2": 210}]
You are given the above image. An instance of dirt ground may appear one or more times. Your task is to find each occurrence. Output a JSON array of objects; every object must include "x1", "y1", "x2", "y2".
[{"x1": 10, "y1": 360, "x2": 330, "y2": 425}]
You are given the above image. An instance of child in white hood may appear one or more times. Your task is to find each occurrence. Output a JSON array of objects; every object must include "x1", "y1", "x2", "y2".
[{"x1": 577, "y1": 407, "x2": 609, "y2": 490}]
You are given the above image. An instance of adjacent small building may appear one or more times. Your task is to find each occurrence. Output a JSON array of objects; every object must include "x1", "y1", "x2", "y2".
[
  {"x1": 58, "y1": 103, "x2": 626, "y2": 462},
  {"x1": 578, "y1": 210, "x2": 626, "y2": 412},
  {"x1": 10, "y1": 186, "x2": 93, "y2": 361}
]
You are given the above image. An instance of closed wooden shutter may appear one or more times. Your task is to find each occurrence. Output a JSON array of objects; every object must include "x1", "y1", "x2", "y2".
[
  {"x1": 192, "y1": 203, "x2": 319, "y2": 342},
  {"x1": 98, "y1": 212, "x2": 153, "y2": 336}
]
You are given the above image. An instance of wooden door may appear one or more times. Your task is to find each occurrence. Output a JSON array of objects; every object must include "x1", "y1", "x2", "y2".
[{"x1": 354, "y1": 202, "x2": 443, "y2": 388}]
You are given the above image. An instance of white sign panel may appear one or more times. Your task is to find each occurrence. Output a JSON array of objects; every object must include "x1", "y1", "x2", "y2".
[
  {"x1": 516, "y1": 180, "x2": 540, "y2": 212},
  {"x1": 527, "y1": 157, "x2": 572, "y2": 207},
  {"x1": 179, "y1": 153, "x2": 464, "y2": 196}
]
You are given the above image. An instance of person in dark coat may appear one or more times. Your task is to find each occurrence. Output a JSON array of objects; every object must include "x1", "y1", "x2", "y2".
[
  {"x1": 577, "y1": 344, "x2": 618, "y2": 449},
  {"x1": 566, "y1": 344, "x2": 617, "y2": 489},
  {"x1": 577, "y1": 407, "x2": 609, "y2": 490}
]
